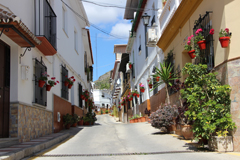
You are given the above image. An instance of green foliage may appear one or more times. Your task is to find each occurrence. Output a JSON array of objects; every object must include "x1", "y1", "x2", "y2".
[
  {"x1": 63, "y1": 113, "x2": 72, "y2": 125},
  {"x1": 181, "y1": 63, "x2": 236, "y2": 141},
  {"x1": 72, "y1": 114, "x2": 80, "y2": 123},
  {"x1": 101, "y1": 110, "x2": 103, "y2": 114},
  {"x1": 152, "y1": 62, "x2": 179, "y2": 103},
  {"x1": 105, "y1": 110, "x2": 109, "y2": 114}
]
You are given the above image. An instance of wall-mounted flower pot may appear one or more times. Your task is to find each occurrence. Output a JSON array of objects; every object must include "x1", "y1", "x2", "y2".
[
  {"x1": 64, "y1": 81, "x2": 69, "y2": 86},
  {"x1": 38, "y1": 80, "x2": 45, "y2": 88},
  {"x1": 197, "y1": 40, "x2": 206, "y2": 50},
  {"x1": 68, "y1": 84, "x2": 73, "y2": 89},
  {"x1": 140, "y1": 88, "x2": 145, "y2": 93},
  {"x1": 156, "y1": 77, "x2": 160, "y2": 82},
  {"x1": 187, "y1": 50, "x2": 196, "y2": 59},
  {"x1": 137, "y1": 94, "x2": 140, "y2": 98},
  {"x1": 46, "y1": 84, "x2": 52, "y2": 91},
  {"x1": 148, "y1": 84, "x2": 153, "y2": 89},
  {"x1": 129, "y1": 64, "x2": 132, "y2": 69},
  {"x1": 219, "y1": 37, "x2": 230, "y2": 48}
]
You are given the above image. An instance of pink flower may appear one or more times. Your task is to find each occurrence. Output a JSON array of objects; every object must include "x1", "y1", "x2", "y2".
[
  {"x1": 47, "y1": 75, "x2": 50, "y2": 77},
  {"x1": 195, "y1": 30, "x2": 199, "y2": 35},
  {"x1": 209, "y1": 29, "x2": 214, "y2": 35},
  {"x1": 225, "y1": 28, "x2": 229, "y2": 33},
  {"x1": 191, "y1": 35, "x2": 194, "y2": 38},
  {"x1": 57, "y1": 81, "x2": 59, "y2": 83},
  {"x1": 54, "y1": 82, "x2": 57, "y2": 85},
  {"x1": 187, "y1": 41, "x2": 191, "y2": 45},
  {"x1": 51, "y1": 77, "x2": 56, "y2": 80},
  {"x1": 187, "y1": 36, "x2": 191, "y2": 41},
  {"x1": 198, "y1": 28, "x2": 203, "y2": 32}
]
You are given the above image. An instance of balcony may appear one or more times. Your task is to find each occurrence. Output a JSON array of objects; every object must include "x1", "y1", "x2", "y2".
[
  {"x1": 35, "y1": 0, "x2": 57, "y2": 56},
  {"x1": 157, "y1": 0, "x2": 203, "y2": 51}
]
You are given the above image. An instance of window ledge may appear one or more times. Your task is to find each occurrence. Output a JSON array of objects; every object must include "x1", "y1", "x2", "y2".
[{"x1": 32, "y1": 103, "x2": 47, "y2": 109}]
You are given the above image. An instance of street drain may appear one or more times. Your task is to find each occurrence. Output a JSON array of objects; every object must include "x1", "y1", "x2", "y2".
[{"x1": 37, "y1": 151, "x2": 196, "y2": 157}]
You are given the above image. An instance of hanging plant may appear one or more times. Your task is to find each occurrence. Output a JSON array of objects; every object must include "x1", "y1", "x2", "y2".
[
  {"x1": 46, "y1": 77, "x2": 59, "y2": 91},
  {"x1": 219, "y1": 28, "x2": 231, "y2": 48},
  {"x1": 184, "y1": 35, "x2": 196, "y2": 59},
  {"x1": 38, "y1": 72, "x2": 49, "y2": 88},
  {"x1": 139, "y1": 83, "x2": 145, "y2": 92}
]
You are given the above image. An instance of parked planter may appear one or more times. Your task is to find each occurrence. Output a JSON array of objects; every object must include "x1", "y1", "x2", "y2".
[
  {"x1": 197, "y1": 40, "x2": 206, "y2": 50},
  {"x1": 38, "y1": 80, "x2": 45, "y2": 88},
  {"x1": 181, "y1": 125, "x2": 194, "y2": 140},
  {"x1": 68, "y1": 84, "x2": 73, "y2": 89},
  {"x1": 72, "y1": 123, "x2": 77, "y2": 127},
  {"x1": 137, "y1": 118, "x2": 142, "y2": 122},
  {"x1": 175, "y1": 124, "x2": 182, "y2": 136},
  {"x1": 78, "y1": 120, "x2": 83, "y2": 126},
  {"x1": 46, "y1": 85, "x2": 52, "y2": 91},
  {"x1": 130, "y1": 119, "x2": 134, "y2": 123},
  {"x1": 64, "y1": 81, "x2": 69, "y2": 86},
  {"x1": 65, "y1": 123, "x2": 71, "y2": 129},
  {"x1": 148, "y1": 84, "x2": 153, "y2": 89},
  {"x1": 84, "y1": 122, "x2": 89, "y2": 126},
  {"x1": 219, "y1": 37, "x2": 230, "y2": 48},
  {"x1": 167, "y1": 125, "x2": 176, "y2": 134},
  {"x1": 187, "y1": 50, "x2": 196, "y2": 59},
  {"x1": 140, "y1": 117, "x2": 146, "y2": 122},
  {"x1": 134, "y1": 118, "x2": 138, "y2": 123},
  {"x1": 140, "y1": 88, "x2": 145, "y2": 93},
  {"x1": 208, "y1": 136, "x2": 233, "y2": 152}
]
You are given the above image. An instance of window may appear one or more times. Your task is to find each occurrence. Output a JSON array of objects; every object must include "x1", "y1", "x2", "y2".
[
  {"x1": 34, "y1": 59, "x2": 47, "y2": 106},
  {"x1": 140, "y1": 89, "x2": 143, "y2": 104},
  {"x1": 61, "y1": 65, "x2": 69, "y2": 100},
  {"x1": 84, "y1": 52, "x2": 87, "y2": 73},
  {"x1": 62, "y1": 6, "x2": 67, "y2": 34},
  {"x1": 138, "y1": 35, "x2": 141, "y2": 55},
  {"x1": 152, "y1": 66, "x2": 158, "y2": 95},
  {"x1": 165, "y1": 50, "x2": 175, "y2": 95},
  {"x1": 193, "y1": 12, "x2": 214, "y2": 71},
  {"x1": 74, "y1": 30, "x2": 78, "y2": 53},
  {"x1": 151, "y1": 3, "x2": 155, "y2": 26},
  {"x1": 79, "y1": 83, "x2": 83, "y2": 108},
  {"x1": 132, "y1": 51, "x2": 135, "y2": 78}
]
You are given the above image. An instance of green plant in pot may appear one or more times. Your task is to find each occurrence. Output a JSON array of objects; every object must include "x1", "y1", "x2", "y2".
[
  {"x1": 72, "y1": 114, "x2": 80, "y2": 127},
  {"x1": 63, "y1": 113, "x2": 72, "y2": 129},
  {"x1": 181, "y1": 63, "x2": 236, "y2": 150},
  {"x1": 105, "y1": 110, "x2": 109, "y2": 114}
]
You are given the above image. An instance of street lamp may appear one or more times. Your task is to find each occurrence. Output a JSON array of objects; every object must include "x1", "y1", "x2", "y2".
[{"x1": 142, "y1": 13, "x2": 150, "y2": 58}]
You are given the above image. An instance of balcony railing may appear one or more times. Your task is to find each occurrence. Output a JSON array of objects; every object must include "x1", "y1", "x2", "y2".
[
  {"x1": 35, "y1": 0, "x2": 57, "y2": 49},
  {"x1": 159, "y1": 0, "x2": 181, "y2": 36}
]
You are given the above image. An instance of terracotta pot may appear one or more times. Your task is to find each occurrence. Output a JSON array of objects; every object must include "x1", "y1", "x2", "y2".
[
  {"x1": 181, "y1": 125, "x2": 194, "y2": 140},
  {"x1": 156, "y1": 77, "x2": 160, "y2": 82},
  {"x1": 65, "y1": 123, "x2": 71, "y2": 129},
  {"x1": 219, "y1": 37, "x2": 230, "y2": 48},
  {"x1": 197, "y1": 40, "x2": 206, "y2": 50},
  {"x1": 78, "y1": 120, "x2": 83, "y2": 126},
  {"x1": 129, "y1": 64, "x2": 132, "y2": 69},
  {"x1": 137, "y1": 118, "x2": 142, "y2": 122},
  {"x1": 38, "y1": 80, "x2": 45, "y2": 88},
  {"x1": 163, "y1": 1, "x2": 166, "y2": 7},
  {"x1": 137, "y1": 94, "x2": 140, "y2": 98},
  {"x1": 72, "y1": 123, "x2": 77, "y2": 127},
  {"x1": 175, "y1": 124, "x2": 182, "y2": 136},
  {"x1": 134, "y1": 118, "x2": 138, "y2": 123},
  {"x1": 64, "y1": 81, "x2": 69, "y2": 86},
  {"x1": 84, "y1": 122, "x2": 89, "y2": 126},
  {"x1": 46, "y1": 84, "x2": 52, "y2": 91},
  {"x1": 198, "y1": 135, "x2": 208, "y2": 145},
  {"x1": 68, "y1": 84, "x2": 73, "y2": 89},
  {"x1": 140, "y1": 117, "x2": 146, "y2": 122},
  {"x1": 130, "y1": 119, "x2": 134, "y2": 123},
  {"x1": 167, "y1": 124, "x2": 176, "y2": 133},
  {"x1": 187, "y1": 50, "x2": 196, "y2": 59},
  {"x1": 148, "y1": 84, "x2": 153, "y2": 89},
  {"x1": 140, "y1": 88, "x2": 145, "y2": 93}
]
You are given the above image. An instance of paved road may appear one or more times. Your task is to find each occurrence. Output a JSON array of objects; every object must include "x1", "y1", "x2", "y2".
[{"x1": 28, "y1": 114, "x2": 240, "y2": 160}]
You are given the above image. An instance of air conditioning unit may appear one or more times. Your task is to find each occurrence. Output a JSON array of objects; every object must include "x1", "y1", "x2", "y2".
[
  {"x1": 126, "y1": 63, "x2": 130, "y2": 73},
  {"x1": 146, "y1": 28, "x2": 157, "y2": 47}
]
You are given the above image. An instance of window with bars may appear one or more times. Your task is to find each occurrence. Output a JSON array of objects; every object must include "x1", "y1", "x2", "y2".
[
  {"x1": 78, "y1": 83, "x2": 83, "y2": 108},
  {"x1": 193, "y1": 11, "x2": 214, "y2": 71},
  {"x1": 34, "y1": 59, "x2": 47, "y2": 106},
  {"x1": 140, "y1": 90, "x2": 143, "y2": 104},
  {"x1": 152, "y1": 66, "x2": 158, "y2": 95},
  {"x1": 61, "y1": 66, "x2": 68, "y2": 100}
]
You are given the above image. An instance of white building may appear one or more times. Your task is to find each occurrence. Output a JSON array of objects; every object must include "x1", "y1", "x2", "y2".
[
  {"x1": 124, "y1": 0, "x2": 164, "y2": 116},
  {"x1": 0, "y1": 0, "x2": 93, "y2": 142},
  {"x1": 93, "y1": 89, "x2": 111, "y2": 109}
]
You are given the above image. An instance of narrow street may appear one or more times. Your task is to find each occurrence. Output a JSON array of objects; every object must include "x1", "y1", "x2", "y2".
[{"x1": 28, "y1": 115, "x2": 240, "y2": 160}]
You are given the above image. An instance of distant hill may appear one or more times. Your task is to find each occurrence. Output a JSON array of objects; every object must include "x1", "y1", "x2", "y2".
[{"x1": 94, "y1": 70, "x2": 111, "y2": 89}]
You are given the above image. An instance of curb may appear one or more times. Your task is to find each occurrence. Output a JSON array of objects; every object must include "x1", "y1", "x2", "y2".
[{"x1": 0, "y1": 133, "x2": 70, "y2": 160}]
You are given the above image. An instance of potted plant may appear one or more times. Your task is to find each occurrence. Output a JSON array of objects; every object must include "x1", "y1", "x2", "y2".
[
  {"x1": 194, "y1": 28, "x2": 206, "y2": 50},
  {"x1": 184, "y1": 35, "x2": 195, "y2": 59},
  {"x1": 100, "y1": 110, "x2": 103, "y2": 115},
  {"x1": 71, "y1": 114, "x2": 80, "y2": 127},
  {"x1": 83, "y1": 90, "x2": 90, "y2": 101},
  {"x1": 105, "y1": 110, "x2": 109, "y2": 114},
  {"x1": 65, "y1": 76, "x2": 75, "y2": 89},
  {"x1": 78, "y1": 116, "x2": 84, "y2": 126},
  {"x1": 219, "y1": 28, "x2": 232, "y2": 48},
  {"x1": 46, "y1": 77, "x2": 59, "y2": 91},
  {"x1": 155, "y1": 76, "x2": 160, "y2": 82},
  {"x1": 83, "y1": 116, "x2": 90, "y2": 125},
  {"x1": 147, "y1": 78, "x2": 153, "y2": 89},
  {"x1": 181, "y1": 63, "x2": 236, "y2": 149},
  {"x1": 139, "y1": 83, "x2": 145, "y2": 92},
  {"x1": 63, "y1": 113, "x2": 72, "y2": 129},
  {"x1": 129, "y1": 62, "x2": 132, "y2": 69},
  {"x1": 149, "y1": 104, "x2": 178, "y2": 133},
  {"x1": 38, "y1": 72, "x2": 48, "y2": 88}
]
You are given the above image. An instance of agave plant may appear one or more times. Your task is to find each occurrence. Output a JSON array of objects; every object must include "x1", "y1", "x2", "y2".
[{"x1": 152, "y1": 62, "x2": 179, "y2": 104}]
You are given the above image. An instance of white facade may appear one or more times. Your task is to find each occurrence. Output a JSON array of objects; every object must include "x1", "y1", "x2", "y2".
[{"x1": 93, "y1": 89, "x2": 111, "y2": 108}]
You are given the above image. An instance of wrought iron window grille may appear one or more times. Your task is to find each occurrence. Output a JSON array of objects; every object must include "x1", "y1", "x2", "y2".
[
  {"x1": 79, "y1": 83, "x2": 83, "y2": 108},
  {"x1": 193, "y1": 11, "x2": 214, "y2": 71},
  {"x1": 61, "y1": 65, "x2": 69, "y2": 100}
]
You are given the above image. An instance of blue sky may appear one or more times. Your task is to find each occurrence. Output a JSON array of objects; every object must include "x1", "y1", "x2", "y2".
[{"x1": 82, "y1": 0, "x2": 131, "y2": 81}]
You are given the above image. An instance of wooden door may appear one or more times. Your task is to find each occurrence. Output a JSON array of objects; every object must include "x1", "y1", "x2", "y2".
[{"x1": 0, "y1": 40, "x2": 10, "y2": 138}]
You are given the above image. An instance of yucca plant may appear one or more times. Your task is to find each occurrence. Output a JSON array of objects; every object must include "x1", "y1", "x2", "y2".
[{"x1": 152, "y1": 62, "x2": 179, "y2": 104}]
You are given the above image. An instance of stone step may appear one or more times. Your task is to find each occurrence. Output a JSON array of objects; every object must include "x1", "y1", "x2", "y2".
[{"x1": 0, "y1": 138, "x2": 19, "y2": 148}]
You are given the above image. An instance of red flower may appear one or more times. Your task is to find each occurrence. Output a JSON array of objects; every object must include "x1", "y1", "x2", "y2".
[
  {"x1": 209, "y1": 29, "x2": 214, "y2": 35},
  {"x1": 54, "y1": 82, "x2": 57, "y2": 85},
  {"x1": 225, "y1": 28, "x2": 229, "y2": 33},
  {"x1": 65, "y1": 75, "x2": 67, "y2": 77},
  {"x1": 57, "y1": 81, "x2": 59, "y2": 83},
  {"x1": 51, "y1": 77, "x2": 56, "y2": 80},
  {"x1": 73, "y1": 79, "x2": 76, "y2": 82},
  {"x1": 71, "y1": 76, "x2": 74, "y2": 79}
]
